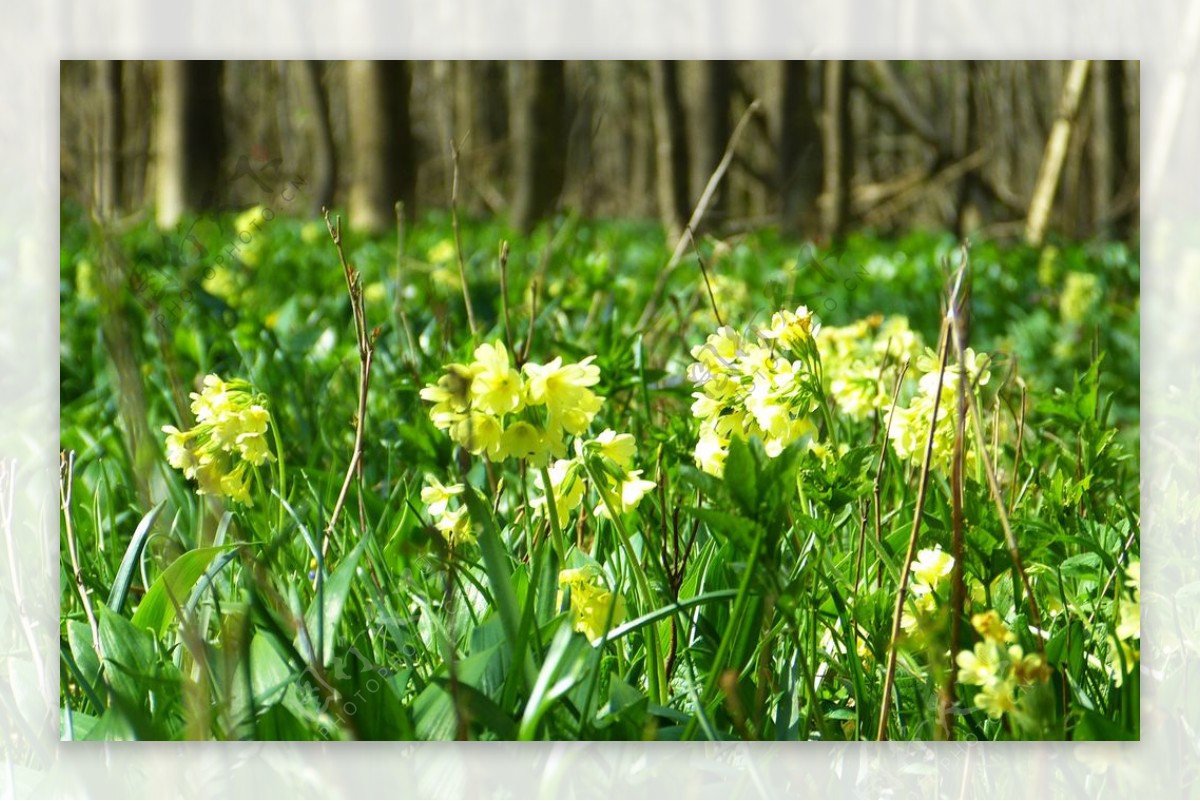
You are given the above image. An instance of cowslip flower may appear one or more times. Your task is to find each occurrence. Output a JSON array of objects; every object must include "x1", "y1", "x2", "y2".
[
  {"x1": 820, "y1": 315, "x2": 923, "y2": 420},
  {"x1": 956, "y1": 607, "x2": 1051, "y2": 720},
  {"x1": 973, "y1": 679, "x2": 1018, "y2": 719},
  {"x1": 911, "y1": 546, "x2": 955, "y2": 591},
  {"x1": 558, "y1": 566, "x2": 625, "y2": 642},
  {"x1": 971, "y1": 610, "x2": 1016, "y2": 644},
  {"x1": 420, "y1": 475, "x2": 475, "y2": 549},
  {"x1": 687, "y1": 309, "x2": 824, "y2": 476},
  {"x1": 421, "y1": 475, "x2": 464, "y2": 518},
  {"x1": 886, "y1": 347, "x2": 991, "y2": 473},
  {"x1": 162, "y1": 374, "x2": 274, "y2": 505},
  {"x1": 421, "y1": 341, "x2": 604, "y2": 468},
  {"x1": 523, "y1": 356, "x2": 604, "y2": 436}
]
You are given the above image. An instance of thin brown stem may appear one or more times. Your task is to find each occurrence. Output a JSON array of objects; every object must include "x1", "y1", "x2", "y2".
[
  {"x1": 687, "y1": 227, "x2": 723, "y2": 328},
  {"x1": 877, "y1": 320, "x2": 951, "y2": 741},
  {"x1": 322, "y1": 210, "x2": 377, "y2": 556},
  {"x1": 498, "y1": 241, "x2": 514, "y2": 355}
]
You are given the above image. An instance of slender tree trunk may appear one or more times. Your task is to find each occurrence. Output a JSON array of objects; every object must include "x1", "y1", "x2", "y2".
[
  {"x1": 1090, "y1": 60, "x2": 1131, "y2": 239},
  {"x1": 508, "y1": 61, "x2": 568, "y2": 233},
  {"x1": 155, "y1": 61, "x2": 225, "y2": 228},
  {"x1": 296, "y1": 60, "x2": 337, "y2": 217},
  {"x1": 687, "y1": 61, "x2": 733, "y2": 225},
  {"x1": 346, "y1": 60, "x2": 416, "y2": 234},
  {"x1": 1026, "y1": 60, "x2": 1091, "y2": 247},
  {"x1": 773, "y1": 61, "x2": 823, "y2": 235},
  {"x1": 821, "y1": 61, "x2": 852, "y2": 243},
  {"x1": 649, "y1": 60, "x2": 690, "y2": 241},
  {"x1": 953, "y1": 61, "x2": 983, "y2": 237},
  {"x1": 96, "y1": 60, "x2": 123, "y2": 217}
]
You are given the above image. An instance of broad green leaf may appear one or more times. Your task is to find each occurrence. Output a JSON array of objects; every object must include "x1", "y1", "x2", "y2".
[
  {"x1": 303, "y1": 535, "x2": 368, "y2": 667},
  {"x1": 131, "y1": 545, "x2": 236, "y2": 638},
  {"x1": 106, "y1": 500, "x2": 165, "y2": 614},
  {"x1": 724, "y1": 436, "x2": 759, "y2": 517}
]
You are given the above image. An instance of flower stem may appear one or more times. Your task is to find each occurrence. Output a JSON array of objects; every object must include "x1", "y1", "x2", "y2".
[
  {"x1": 538, "y1": 465, "x2": 567, "y2": 563},
  {"x1": 586, "y1": 462, "x2": 666, "y2": 706}
]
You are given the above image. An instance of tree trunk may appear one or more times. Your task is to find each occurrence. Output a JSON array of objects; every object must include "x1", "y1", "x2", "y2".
[
  {"x1": 508, "y1": 61, "x2": 568, "y2": 233},
  {"x1": 296, "y1": 60, "x2": 337, "y2": 217},
  {"x1": 1026, "y1": 60, "x2": 1091, "y2": 247},
  {"x1": 649, "y1": 60, "x2": 690, "y2": 241},
  {"x1": 773, "y1": 61, "x2": 823, "y2": 235},
  {"x1": 1090, "y1": 60, "x2": 1131, "y2": 239},
  {"x1": 155, "y1": 61, "x2": 225, "y2": 228},
  {"x1": 96, "y1": 60, "x2": 123, "y2": 217},
  {"x1": 953, "y1": 61, "x2": 983, "y2": 237},
  {"x1": 346, "y1": 60, "x2": 416, "y2": 234},
  {"x1": 821, "y1": 61, "x2": 852, "y2": 243},
  {"x1": 687, "y1": 61, "x2": 733, "y2": 225}
]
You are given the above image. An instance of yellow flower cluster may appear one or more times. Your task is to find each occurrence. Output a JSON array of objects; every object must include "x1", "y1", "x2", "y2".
[
  {"x1": 955, "y1": 610, "x2": 1050, "y2": 719},
  {"x1": 901, "y1": 546, "x2": 955, "y2": 635},
  {"x1": 420, "y1": 475, "x2": 475, "y2": 548},
  {"x1": 818, "y1": 314, "x2": 923, "y2": 420},
  {"x1": 1060, "y1": 271, "x2": 1101, "y2": 325},
  {"x1": 532, "y1": 429, "x2": 657, "y2": 523},
  {"x1": 557, "y1": 566, "x2": 626, "y2": 642},
  {"x1": 687, "y1": 306, "x2": 824, "y2": 477},
  {"x1": 421, "y1": 341, "x2": 603, "y2": 468},
  {"x1": 887, "y1": 347, "x2": 992, "y2": 473},
  {"x1": 162, "y1": 374, "x2": 274, "y2": 505}
]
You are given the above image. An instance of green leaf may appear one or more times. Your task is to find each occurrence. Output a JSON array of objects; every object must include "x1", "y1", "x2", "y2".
[
  {"x1": 724, "y1": 437, "x2": 759, "y2": 517},
  {"x1": 106, "y1": 500, "x2": 165, "y2": 614},
  {"x1": 1059, "y1": 553, "x2": 1102, "y2": 580},
  {"x1": 303, "y1": 535, "x2": 368, "y2": 667},
  {"x1": 131, "y1": 545, "x2": 236, "y2": 638},
  {"x1": 412, "y1": 645, "x2": 503, "y2": 741},
  {"x1": 249, "y1": 631, "x2": 297, "y2": 709},
  {"x1": 462, "y1": 484, "x2": 537, "y2": 688},
  {"x1": 96, "y1": 603, "x2": 182, "y2": 736},
  {"x1": 682, "y1": 506, "x2": 759, "y2": 550}
]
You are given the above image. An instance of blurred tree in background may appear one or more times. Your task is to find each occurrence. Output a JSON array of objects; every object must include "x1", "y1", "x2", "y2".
[{"x1": 60, "y1": 60, "x2": 1139, "y2": 244}]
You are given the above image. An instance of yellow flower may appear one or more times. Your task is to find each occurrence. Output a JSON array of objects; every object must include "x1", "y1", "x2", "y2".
[
  {"x1": 166, "y1": 374, "x2": 273, "y2": 504},
  {"x1": 421, "y1": 475, "x2": 465, "y2": 518},
  {"x1": 523, "y1": 356, "x2": 604, "y2": 436},
  {"x1": 1010, "y1": 647, "x2": 1051, "y2": 686},
  {"x1": 162, "y1": 425, "x2": 198, "y2": 478},
  {"x1": 594, "y1": 470, "x2": 656, "y2": 519},
  {"x1": 219, "y1": 463, "x2": 253, "y2": 506},
  {"x1": 470, "y1": 341, "x2": 524, "y2": 416},
  {"x1": 501, "y1": 421, "x2": 556, "y2": 467},
  {"x1": 449, "y1": 412, "x2": 505, "y2": 459},
  {"x1": 901, "y1": 591, "x2": 938, "y2": 636},
  {"x1": 533, "y1": 459, "x2": 587, "y2": 522},
  {"x1": 558, "y1": 567, "x2": 625, "y2": 642},
  {"x1": 190, "y1": 374, "x2": 231, "y2": 423},
  {"x1": 434, "y1": 506, "x2": 475, "y2": 548},
  {"x1": 971, "y1": 610, "x2": 1016, "y2": 644},
  {"x1": 973, "y1": 679, "x2": 1018, "y2": 719},
  {"x1": 420, "y1": 363, "x2": 479, "y2": 418},
  {"x1": 694, "y1": 425, "x2": 728, "y2": 477},
  {"x1": 911, "y1": 546, "x2": 955, "y2": 591},
  {"x1": 590, "y1": 429, "x2": 636, "y2": 470},
  {"x1": 956, "y1": 641, "x2": 1004, "y2": 687},
  {"x1": 760, "y1": 305, "x2": 815, "y2": 351},
  {"x1": 427, "y1": 238, "x2": 457, "y2": 265},
  {"x1": 690, "y1": 326, "x2": 743, "y2": 370}
]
